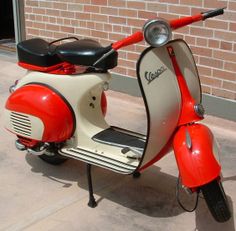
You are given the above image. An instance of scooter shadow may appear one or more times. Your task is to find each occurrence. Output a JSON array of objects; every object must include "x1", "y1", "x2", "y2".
[{"x1": 26, "y1": 154, "x2": 234, "y2": 228}]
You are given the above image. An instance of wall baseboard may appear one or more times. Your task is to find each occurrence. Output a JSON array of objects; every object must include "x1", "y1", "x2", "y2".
[{"x1": 110, "y1": 73, "x2": 236, "y2": 122}]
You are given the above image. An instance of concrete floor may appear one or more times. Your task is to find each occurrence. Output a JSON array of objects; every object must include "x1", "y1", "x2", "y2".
[{"x1": 0, "y1": 51, "x2": 236, "y2": 231}]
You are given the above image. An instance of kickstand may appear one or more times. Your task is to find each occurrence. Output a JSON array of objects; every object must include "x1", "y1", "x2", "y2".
[{"x1": 87, "y1": 164, "x2": 97, "y2": 208}]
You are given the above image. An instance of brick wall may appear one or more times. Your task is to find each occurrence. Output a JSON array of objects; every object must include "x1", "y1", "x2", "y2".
[{"x1": 24, "y1": 0, "x2": 236, "y2": 100}]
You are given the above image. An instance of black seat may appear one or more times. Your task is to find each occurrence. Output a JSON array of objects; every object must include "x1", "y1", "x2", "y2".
[
  {"x1": 55, "y1": 39, "x2": 118, "y2": 70},
  {"x1": 17, "y1": 38, "x2": 62, "y2": 67},
  {"x1": 17, "y1": 38, "x2": 118, "y2": 70}
]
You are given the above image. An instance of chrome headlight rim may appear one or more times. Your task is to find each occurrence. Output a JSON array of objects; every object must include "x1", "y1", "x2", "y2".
[{"x1": 143, "y1": 18, "x2": 172, "y2": 47}]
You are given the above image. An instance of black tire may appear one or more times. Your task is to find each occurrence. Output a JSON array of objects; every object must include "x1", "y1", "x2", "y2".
[
  {"x1": 38, "y1": 147, "x2": 68, "y2": 165},
  {"x1": 200, "y1": 179, "x2": 231, "y2": 223}
]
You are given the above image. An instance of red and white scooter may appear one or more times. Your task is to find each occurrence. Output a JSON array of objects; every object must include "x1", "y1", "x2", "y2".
[{"x1": 4, "y1": 8, "x2": 231, "y2": 222}]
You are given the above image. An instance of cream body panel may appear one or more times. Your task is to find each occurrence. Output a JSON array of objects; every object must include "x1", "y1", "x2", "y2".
[
  {"x1": 16, "y1": 72, "x2": 111, "y2": 146},
  {"x1": 138, "y1": 39, "x2": 201, "y2": 168}
]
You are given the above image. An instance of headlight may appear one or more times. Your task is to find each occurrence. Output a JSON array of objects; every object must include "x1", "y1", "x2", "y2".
[{"x1": 143, "y1": 18, "x2": 172, "y2": 47}]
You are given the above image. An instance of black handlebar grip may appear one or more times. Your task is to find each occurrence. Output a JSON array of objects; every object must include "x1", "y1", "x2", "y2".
[{"x1": 202, "y1": 7, "x2": 225, "y2": 20}]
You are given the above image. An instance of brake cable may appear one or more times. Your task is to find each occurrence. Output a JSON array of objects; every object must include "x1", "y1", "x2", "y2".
[{"x1": 176, "y1": 175, "x2": 200, "y2": 212}]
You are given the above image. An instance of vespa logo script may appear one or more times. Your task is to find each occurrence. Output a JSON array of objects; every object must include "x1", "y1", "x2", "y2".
[{"x1": 144, "y1": 66, "x2": 167, "y2": 84}]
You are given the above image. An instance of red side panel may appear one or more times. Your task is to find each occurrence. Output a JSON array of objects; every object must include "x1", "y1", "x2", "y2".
[
  {"x1": 173, "y1": 124, "x2": 221, "y2": 188},
  {"x1": 5, "y1": 84, "x2": 75, "y2": 142},
  {"x1": 18, "y1": 62, "x2": 76, "y2": 75}
]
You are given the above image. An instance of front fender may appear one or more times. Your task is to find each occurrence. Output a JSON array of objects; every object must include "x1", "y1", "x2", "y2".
[{"x1": 173, "y1": 124, "x2": 221, "y2": 188}]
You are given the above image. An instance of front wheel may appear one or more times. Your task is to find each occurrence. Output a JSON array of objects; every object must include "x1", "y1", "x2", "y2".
[{"x1": 200, "y1": 179, "x2": 231, "y2": 223}]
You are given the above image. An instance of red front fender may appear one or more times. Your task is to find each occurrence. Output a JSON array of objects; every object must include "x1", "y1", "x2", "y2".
[{"x1": 173, "y1": 124, "x2": 221, "y2": 188}]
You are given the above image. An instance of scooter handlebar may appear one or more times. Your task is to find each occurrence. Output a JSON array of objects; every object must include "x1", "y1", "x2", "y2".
[
  {"x1": 202, "y1": 7, "x2": 225, "y2": 20},
  {"x1": 111, "y1": 8, "x2": 225, "y2": 51},
  {"x1": 112, "y1": 31, "x2": 144, "y2": 50},
  {"x1": 170, "y1": 7, "x2": 225, "y2": 30}
]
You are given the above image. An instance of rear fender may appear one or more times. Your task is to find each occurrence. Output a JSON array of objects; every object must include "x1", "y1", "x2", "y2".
[{"x1": 173, "y1": 124, "x2": 221, "y2": 188}]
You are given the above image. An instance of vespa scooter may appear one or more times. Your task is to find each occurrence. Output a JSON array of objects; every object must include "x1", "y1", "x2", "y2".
[{"x1": 4, "y1": 7, "x2": 231, "y2": 222}]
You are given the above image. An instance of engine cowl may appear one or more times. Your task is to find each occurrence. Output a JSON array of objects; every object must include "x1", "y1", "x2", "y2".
[{"x1": 4, "y1": 84, "x2": 75, "y2": 143}]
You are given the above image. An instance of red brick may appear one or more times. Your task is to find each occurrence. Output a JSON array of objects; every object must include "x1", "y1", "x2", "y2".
[
  {"x1": 204, "y1": 0, "x2": 227, "y2": 9},
  {"x1": 229, "y1": 1, "x2": 236, "y2": 11},
  {"x1": 76, "y1": 12, "x2": 91, "y2": 20},
  {"x1": 122, "y1": 26, "x2": 132, "y2": 34},
  {"x1": 215, "y1": 31, "x2": 236, "y2": 42},
  {"x1": 200, "y1": 57, "x2": 223, "y2": 69},
  {"x1": 127, "y1": 69, "x2": 136, "y2": 78},
  {"x1": 35, "y1": 15, "x2": 43, "y2": 21},
  {"x1": 190, "y1": 27, "x2": 213, "y2": 38},
  {"x1": 61, "y1": 26, "x2": 74, "y2": 33},
  {"x1": 32, "y1": 8, "x2": 46, "y2": 14},
  {"x1": 212, "y1": 88, "x2": 236, "y2": 100},
  {"x1": 27, "y1": 28, "x2": 40, "y2": 36},
  {"x1": 91, "y1": 0, "x2": 108, "y2": 6},
  {"x1": 33, "y1": 22, "x2": 46, "y2": 29},
  {"x1": 54, "y1": 32, "x2": 68, "y2": 39},
  {"x1": 109, "y1": 16, "x2": 126, "y2": 25},
  {"x1": 84, "y1": 5, "x2": 100, "y2": 13},
  {"x1": 95, "y1": 23, "x2": 104, "y2": 31},
  {"x1": 214, "y1": 50, "x2": 236, "y2": 62},
  {"x1": 220, "y1": 41, "x2": 233, "y2": 51},
  {"x1": 208, "y1": 39, "x2": 220, "y2": 49},
  {"x1": 119, "y1": 9, "x2": 138, "y2": 18},
  {"x1": 159, "y1": 0, "x2": 179, "y2": 4},
  {"x1": 25, "y1": 21, "x2": 33, "y2": 27},
  {"x1": 84, "y1": 22, "x2": 95, "y2": 29},
  {"x1": 46, "y1": 24, "x2": 60, "y2": 31},
  {"x1": 25, "y1": 6, "x2": 33, "y2": 13},
  {"x1": 223, "y1": 81, "x2": 236, "y2": 92},
  {"x1": 127, "y1": 52, "x2": 140, "y2": 61},
  {"x1": 53, "y1": 2, "x2": 67, "y2": 10},
  {"x1": 201, "y1": 85, "x2": 212, "y2": 94},
  {"x1": 68, "y1": 4, "x2": 83, "y2": 12},
  {"x1": 185, "y1": 35, "x2": 196, "y2": 45},
  {"x1": 127, "y1": 18, "x2": 146, "y2": 28},
  {"x1": 108, "y1": 0, "x2": 126, "y2": 8},
  {"x1": 200, "y1": 76, "x2": 222, "y2": 88},
  {"x1": 213, "y1": 69, "x2": 236, "y2": 82},
  {"x1": 75, "y1": 28, "x2": 91, "y2": 36},
  {"x1": 138, "y1": 11, "x2": 157, "y2": 19},
  {"x1": 26, "y1": 0, "x2": 39, "y2": 7},
  {"x1": 191, "y1": 46, "x2": 213, "y2": 57},
  {"x1": 119, "y1": 59, "x2": 136, "y2": 69},
  {"x1": 146, "y1": 3, "x2": 167, "y2": 12},
  {"x1": 225, "y1": 62, "x2": 236, "y2": 72},
  {"x1": 63, "y1": 18, "x2": 71, "y2": 26},
  {"x1": 196, "y1": 38, "x2": 207, "y2": 46},
  {"x1": 205, "y1": 20, "x2": 228, "y2": 30},
  {"x1": 46, "y1": 9, "x2": 60, "y2": 17},
  {"x1": 173, "y1": 33, "x2": 184, "y2": 40},
  {"x1": 109, "y1": 32, "x2": 126, "y2": 41},
  {"x1": 91, "y1": 14, "x2": 108, "y2": 22},
  {"x1": 112, "y1": 25, "x2": 122, "y2": 33},
  {"x1": 180, "y1": 0, "x2": 202, "y2": 7},
  {"x1": 230, "y1": 22, "x2": 236, "y2": 31},
  {"x1": 112, "y1": 66, "x2": 127, "y2": 75},
  {"x1": 91, "y1": 30, "x2": 108, "y2": 39},
  {"x1": 168, "y1": 5, "x2": 191, "y2": 15},
  {"x1": 60, "y1": 11, "x2": 75, "y2": 18},
  {"x1": 158, "y1": 13, "x2": 179, "y2": 20},
  {"x1": 39, "y1": 30, "x2": 54, "y2": 38},
  {"x1": 198, "y1": 65, "x2": 212, "y2": 76},
  {"x1": 29, "y1": 14, "x2": 36, "y2": 21},
  {"x1": 101, "y1": 7, "x2": 118, "y2": 15},
  {"x1": 104, "y1": 24, "x2": 112, "y2": 32},
  {"x1": 127, "y1": 1, "x2": 146, "y2": 10}
]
